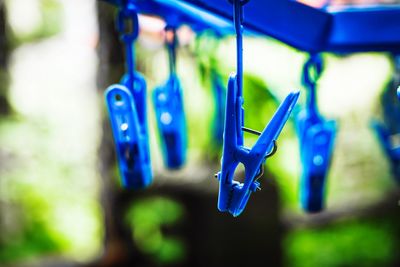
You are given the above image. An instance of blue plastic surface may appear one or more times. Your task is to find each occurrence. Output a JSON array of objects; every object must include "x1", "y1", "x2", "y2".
[
  {"x1": 105, "y1": 84, "x2": 152, "y2": 188},
  {"x1": 101, "y1": 0, "x2": 400, "y2": 52},
  {"x1": 153, "y1": 26, "x2": 187, "y2": 169},
  {"x1": 372, "y1": 63, "x2": 400, "y2": 184},
  {"x1": 180, "y1": 0, "x2": 400, "y2": 53},
  {"x1": 297, "y1": 54, "x2": 336, "y2": 212},
  {"x1": 102, "y1": 0, "x2": 232, "y2": 35},
  {"x1": 104, "y1": 1, "x2": 152, "y2": 189},
  {"x1": 397, "y1": 86, "x2": 400, "y2": 100},
  {"x1": 215, "y1": 0, "x2": 299, "y2": 217},
  {"x1": 153, "y1": 75, "x2": 187, "y2": 168}
]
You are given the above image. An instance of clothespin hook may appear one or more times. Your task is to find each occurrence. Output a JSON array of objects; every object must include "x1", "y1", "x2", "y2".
[
  {"x1": 117, "y1": 0, "x2": 141, "y2": 93},
  {"x1": 302, "y1": 53, "x2": 323, "y2": 118},
  {"x1": 117, "y1": 1, "x2": 139, "y2": 43}
]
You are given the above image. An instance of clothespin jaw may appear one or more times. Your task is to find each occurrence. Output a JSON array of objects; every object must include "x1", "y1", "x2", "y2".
[
  {"x1": 216, "y1": 74, "x2": 300, "y2": 217},
  {"x1": 105, "y1": 85, "x2": 152, "y2": 189},
  {"x1": 153, "y1": 26, "x2": 187, "y2": 169},
  {"x1": 298, "y1": 115, "x2": 336, "y2": 212},
  {"x1": 297, "y1": 54, "x2": 337, "y2": 212}
]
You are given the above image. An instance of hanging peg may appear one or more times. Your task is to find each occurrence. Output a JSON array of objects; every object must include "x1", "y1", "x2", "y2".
[
  {"x1": 104, "y1": 0, "x2": 152, "y2": 189},
  {"x1": 152, "y1": 25, "x2": 187, "y2": 169},
  {"x1": 372, "y1": 55, "x2": 400, "y2": 184},
  {"x1": 215, "y1": 0, "x2": 300, "y2": 217},
  {"x1": 297, "y1": 53, "x2": 337, "y2": 212}
]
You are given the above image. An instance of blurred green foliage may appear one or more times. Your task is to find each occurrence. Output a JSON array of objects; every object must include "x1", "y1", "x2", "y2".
[
  {"x1": 0, "y1": 0, "x2": 101, "y2": 265},
  {"x1": 5, "y1": 0, "x2": 63, "y2": 46},
  {"x1": 0, "y1": 220, "x2": 61, "y2": 263},
  {"x1": 125, "y1": 197, "x2": 186, "y2": 265},
  {"x1": 0, "y1": 115, "x2": 102, "y2": 265},
  {"x1": 284, "y1": 219, "x2": 397, "y2": 267},
  {"x1": 0, "y1": 2, "x2": 399, "y2": 266}
]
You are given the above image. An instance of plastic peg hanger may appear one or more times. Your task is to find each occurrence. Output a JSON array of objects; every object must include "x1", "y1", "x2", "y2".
[
  {"x1": 297, "y1": 53, "x2": 336, "y2": 212},
  {"x1": 372, "y1": 55, "x2": 400, "y2": 184},
  {"x1": 153, "y1": 26, "x2": 187, "y2": 169},
  {"x1": 215, "y1": 0, "x2": 300, "y2": 217},
  {"x1": 104, "y1": 0, "x2": 152, "y2": 189}
]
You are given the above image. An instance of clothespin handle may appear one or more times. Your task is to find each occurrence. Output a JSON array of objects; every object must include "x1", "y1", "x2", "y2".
[{"x1": 105, "y1": 84, "x2": 152, "y2": 189}]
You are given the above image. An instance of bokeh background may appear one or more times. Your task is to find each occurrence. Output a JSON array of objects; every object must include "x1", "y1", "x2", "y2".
[{"x1": 0, "y1": 0, "x2": 399, "y2": 266}]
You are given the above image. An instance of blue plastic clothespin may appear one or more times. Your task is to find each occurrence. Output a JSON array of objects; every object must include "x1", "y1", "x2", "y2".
[
  {"x1": 215, "y1": 0, "x2": 300, "y2": 217},
  {"x1": 104, "y1": 0, "x2": 152, "y2": 189},
  {"x1": 297, "y1": 54, "x2": 336, "y2": 212},
  {"x1": 153, "y1": 26, "x2": 187, "y2": 169},
  {"x1": 372, "y1": 56, "x2": 400, "y2": 184}
]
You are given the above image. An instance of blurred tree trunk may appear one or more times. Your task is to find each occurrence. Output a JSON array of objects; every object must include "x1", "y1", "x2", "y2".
[
  {"x1": 94, "y1": 2, "x2": 144, "y2": 267},
  {"x1": 0, "y1": 0, "x2": 11, "y2": 115}
]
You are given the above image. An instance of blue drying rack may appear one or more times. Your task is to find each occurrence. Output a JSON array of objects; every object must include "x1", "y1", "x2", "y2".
[
  {"x1": 104, "y1": 0, "x2": 400, "y2": 53},
  {"x1": 102, "y1": 0, "x2": 400, "y2": 52},
  {"x1": 178, "y1": 0, "x2": 400, "y2": 53},
  {"x1": 103, "y1": 0, "x2": 232, "y2": 35}
]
